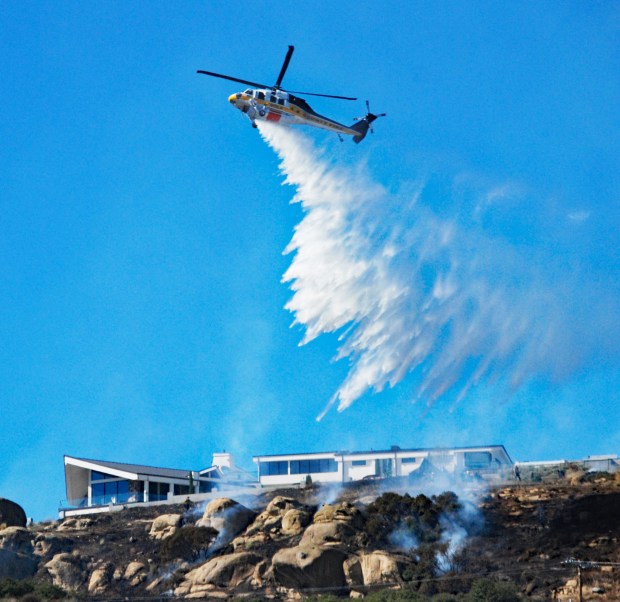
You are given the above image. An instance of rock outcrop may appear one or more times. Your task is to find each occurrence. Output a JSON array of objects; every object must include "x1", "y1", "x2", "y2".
[
  {"x1": 45, "y1": 552, "x2": 89, "y2": 590},
  {"x1": 344, "y1": 551, "x2": 410, "y2": 587},
  {"x1": 0, "y1": 498, "x2": 27, "y2": 528},
  {"x1": 0, "y1": 526, "x2": 37, "y2": 579},
  {"x1": 175, "y1": 551, "x2": 263, "y2": 596},
  {"x1": 88, "y1": 562, "x2": 114, "y2": 595},
  {"x1": 272, "y1": 545, "x2": 348, "y2": 590},
  {"x1": 197, "y1": 498, "x2": 256, "y2": 541},
  {"x1": 5, "y1": 479, "x2": 620, "y2": 601},
  {"x1": 149, "y1": 513, "x2": 182, "y2": 540},
  {"x1": 123, "y1": 561, "x2": 148, "y2": 586}
]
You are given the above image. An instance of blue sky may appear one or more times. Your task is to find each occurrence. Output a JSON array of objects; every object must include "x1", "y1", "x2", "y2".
[{"x1": 1, "y1": 2, "x2": 619, "y2": 520}]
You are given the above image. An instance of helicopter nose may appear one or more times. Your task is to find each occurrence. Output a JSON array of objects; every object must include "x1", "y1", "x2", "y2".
[{"x1": 228, "y1": 93, "x2": 238, "y2": 104}]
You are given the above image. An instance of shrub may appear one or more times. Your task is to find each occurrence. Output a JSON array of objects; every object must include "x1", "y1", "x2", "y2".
[
  {"x1": 0, "y1": 578, "x2": 34, "y2": 598},
  {"x1": 364, "y1": 588, "x2": 427, "y2": 602},
  {"x1": 365, "y1": 492, "x2": 464, "y2": 547},
  {"x1": 466, "y1": 578, "x2": 520, "y2": 602},
  {"x1": 35, "y1": 583, "x2": 66, "y2": 599},
  {"x1": 0, "y1": 579, "x2": 66, "y2": 601}
]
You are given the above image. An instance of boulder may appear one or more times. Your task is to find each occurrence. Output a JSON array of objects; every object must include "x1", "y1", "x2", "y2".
[
  {"x1": 174, "y1": 551, "x2": 262, "y2": 596},
  {"x1": 344, "y1": 551, "x2": 404, "y2": 586},
  {"x1": 246, "y1": 496, "x2": 311, "y2": 536},
  {"x1": 123, "y1": 561, "x2": 148, "y2": 586},
  {"x1": 232, "y1": 530, "x2": 270, "y2": 552},
  {"x1": 197, "y1": 498, "x2": 256, "y2": 540},
  {"x1": 45, "y1": 552, "x2": 88, "y2": 590},
  {"x1": 300, "y1": 521, "x2": 356, "y2": 547},
  {"x1": 33, "y1": 533, "x2": 73, "y2": 558},
  {"x1": 149, "y1": 514, "x2": 182, "y2": 540},
  {"x1": 282, "y1": 509, "x2": 312, "y2": 535},
  {"x1": 0, "y1": 548, "x2": 38, "y2": 579},
  {"x1": 0, "y1": 526, "x2": 34, "y2": 555},
  {"x1": 0, "y1": 526, "x2": 37, "y2": 579},
  {"x1": 0, "y1": 498, "x2": 27, "y2": 528},
  {"x1": 57, "y1": 518, "x2": 93, "y2": 531},
  {"x1": 313, "y1": 502, "x2": 364, "y2": 529},
  {"x1": 272, "y1": 545, "x2": 348, "y2": 589},
  {"x1": 88, "y1": 562, "x2": 114, "y2": 595}
]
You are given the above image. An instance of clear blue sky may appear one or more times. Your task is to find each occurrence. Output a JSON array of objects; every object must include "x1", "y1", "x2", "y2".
[{"x1": 1, "y1": 2, "x2": 619, "y2": 520}]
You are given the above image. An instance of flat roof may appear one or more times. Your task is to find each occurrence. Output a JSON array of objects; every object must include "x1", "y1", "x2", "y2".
[{"x1": 253, "y1": 444, "x2": 511, "y2": 462}]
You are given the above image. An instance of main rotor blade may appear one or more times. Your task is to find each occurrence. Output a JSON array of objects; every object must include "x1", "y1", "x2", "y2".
[
  {"x1": 196, "y1": 70, "x2": 269, "y2": 90},
  {"x1": 275, "y1": 45, "x2": 294, "y2": 89},
  {"x1": 288, "y1": 90, "x2": 357, "y2": 101}
]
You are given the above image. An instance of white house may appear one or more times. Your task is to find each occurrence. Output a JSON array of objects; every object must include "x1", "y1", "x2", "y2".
[
  {"x1": 61, "y1": 453, "x2": 257, "y2": 517},
  {"x1": 253, "y1": 444, "x2": 513, "y2": 487}
]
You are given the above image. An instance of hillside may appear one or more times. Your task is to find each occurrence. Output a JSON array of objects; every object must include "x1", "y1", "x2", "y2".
[{"x1": 1, "y1": 472, "x2": 619, "y2": 601}]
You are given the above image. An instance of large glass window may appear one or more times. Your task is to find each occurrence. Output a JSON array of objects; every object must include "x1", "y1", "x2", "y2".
[
  {"x1": 91, "y1": 479, "x2": 130, "y2": 504},
  {"x1": 290, "y1": 458, "x2": 338, "y2": 474},
  {"x1": 259, "y1": 461, "x2": 288, "y2": 476},
  {"x1": 351, "y1": 460, "x2": 367, "y2": 467},
  {"x1": 91, "y1": 470, "x2": 118, "y2": 481},
  {"x1": 149, "y1": 482, "x2": 170, "y2": 502},
  {"x1": 464, "y1": 452, "x2": 492, "y2": 469}
]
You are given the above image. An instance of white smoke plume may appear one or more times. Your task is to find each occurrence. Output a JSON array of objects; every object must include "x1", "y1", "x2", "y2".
[{"x1": 258, "y1": 122, "x2": 616, "y2": 418}]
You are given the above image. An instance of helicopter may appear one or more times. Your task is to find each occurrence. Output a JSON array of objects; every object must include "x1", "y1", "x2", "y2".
[{"x1": 197, "y1": 46, "x2": 385, "y2": 143}]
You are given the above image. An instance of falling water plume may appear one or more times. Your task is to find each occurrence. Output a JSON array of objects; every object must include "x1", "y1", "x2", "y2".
[{"x1": 257, "y1": 122, "x2": 616, "y2": 420}]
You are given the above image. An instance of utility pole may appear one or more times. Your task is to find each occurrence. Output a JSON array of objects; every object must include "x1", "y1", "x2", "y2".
[{"x1": 562, "y1": 558, "x2": 620, "y2": 602}]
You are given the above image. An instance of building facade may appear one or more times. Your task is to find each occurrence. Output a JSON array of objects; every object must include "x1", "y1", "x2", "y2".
[
  {"x1": 61, "y1": 453, "x2": 257, "y2": 517},
  {"x1": 253, "y1": 444, "x2": 513, "y2": 487}
]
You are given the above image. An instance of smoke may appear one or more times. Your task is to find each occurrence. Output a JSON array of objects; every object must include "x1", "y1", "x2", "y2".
[
  {"x1": 436, "y1": 500, "x2": 482, "y2": 573},
  {"x1": 258, "y1": 122, "x2": 618, "y2": 418}
]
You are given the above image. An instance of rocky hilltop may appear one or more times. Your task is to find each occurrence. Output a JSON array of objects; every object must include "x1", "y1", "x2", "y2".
[{"x1": 2, "y1": 472, "x2": 620, "y2": 601}]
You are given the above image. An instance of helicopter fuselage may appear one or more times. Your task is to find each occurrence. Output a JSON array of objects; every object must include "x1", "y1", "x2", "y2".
[{"x1": 228, "y1": 88, "x2": 359, "y2": 137}]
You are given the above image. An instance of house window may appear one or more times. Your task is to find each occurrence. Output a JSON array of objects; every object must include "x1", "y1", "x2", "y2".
[
  {"x1": 290, "y1": 458, "x2": 338, "y2": 474},
  {"x1": 464, "y1": 452, "x2": 492, "y2": 469},
  {"x1": 91, "y1": 470, "x2": 118, "y2": 481},
  {"x1": 401, "y1": 457, "x2": 417, "y2": 464},
  {"x1": 91, "y1": 479, "x2": 129, "y2": 505},
  {"x1": 174, "y1": 484, "x2": 190, "y2": 496},
  {"x1": 351, "y1": 460, "x2": 367, "y2": 466},
  {"x1": 259, "y1": 461, "x2": 289, "y2": 476},
  {"x1": 148, "y1": 482, "x2": 170, "y2": 501}
]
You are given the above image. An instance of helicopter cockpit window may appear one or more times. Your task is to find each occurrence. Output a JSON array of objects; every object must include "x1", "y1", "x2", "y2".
[
  {"x1": 244, "y1": 89, "x2": 253, "y2": 95},
  {"x1": 257, "y1": 91, "x2": 265, "y2": 100},
  {"x1": 270, "y1": 94, "x2": 277, "y2": 103},
  {"x1": 278, "y1": 98, "x2": 285, "y2": 105}
]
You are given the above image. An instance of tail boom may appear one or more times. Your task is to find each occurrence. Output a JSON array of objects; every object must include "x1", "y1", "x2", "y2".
[{"x1": 350, "y1": 112, "x2": 384, "y2": 144}]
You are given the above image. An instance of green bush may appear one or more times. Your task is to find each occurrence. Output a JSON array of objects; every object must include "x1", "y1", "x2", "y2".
[
  {"x1": 0, "y1": 579, "x2": 66, "y2": 601},
  {"x1": 465, "y1": 578, "x2": 520, "y2": 602},
  {"x1": 364, "y1": 588, "x2": 427, "y2": 602},
  {"x1": 35, "y1": 583, "x2": 66, "y2": 599},
  {"x1": 0, "y1": 578, "x2": 34, "y2": 599}
]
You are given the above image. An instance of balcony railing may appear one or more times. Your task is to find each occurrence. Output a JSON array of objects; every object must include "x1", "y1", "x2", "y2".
[{"x1": 60, "y1": 492, "x2": 169, "y2": 510}]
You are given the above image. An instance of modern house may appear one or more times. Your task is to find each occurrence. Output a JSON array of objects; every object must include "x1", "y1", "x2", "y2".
[
  {"x1": 60, "y1": 452, "x2": 257, "y2": 517},
  {"x1": 515, "y1": 454, "x2": 620, "y2": 480},
  {"x1": 253, "y1": 444, "x2": 513, "y2": 487}
]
